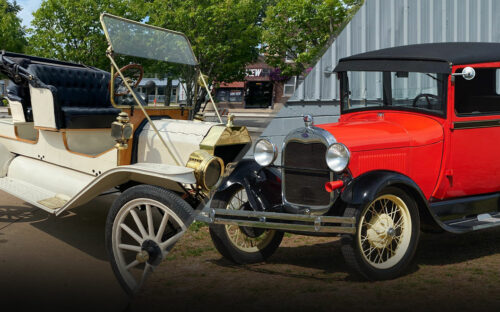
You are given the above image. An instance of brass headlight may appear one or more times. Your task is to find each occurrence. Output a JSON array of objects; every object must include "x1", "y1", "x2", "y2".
[{"x1": 186, "y1": 150, "x2": 224, "y2": 191}]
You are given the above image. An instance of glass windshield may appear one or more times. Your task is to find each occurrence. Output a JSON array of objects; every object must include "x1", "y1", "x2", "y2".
[
  {"x1": 341, "y1": 71, "x2": 448, "y2": 116},
  {"x1": 101, "y1": 14, "x2": 197, "y2": 66}
]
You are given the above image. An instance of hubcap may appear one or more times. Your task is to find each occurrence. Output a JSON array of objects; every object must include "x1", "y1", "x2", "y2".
[
  {"x1": 224, "y1": 188, "x2": 276, "y2": 252},
  {"x1": 358, "y1": 194, "x2": 412, "y2": 269}
]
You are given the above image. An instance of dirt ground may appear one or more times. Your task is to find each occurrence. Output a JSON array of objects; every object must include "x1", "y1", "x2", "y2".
[{"x1": 131, "y1": 223, "x2": 500, "y2": 312}]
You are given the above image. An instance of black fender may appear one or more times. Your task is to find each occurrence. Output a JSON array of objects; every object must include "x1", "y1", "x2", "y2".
[
  {"x1": 341, "y1": 170, "x2": 428, "y2": 206},
  {"x1": 215, "y1": 159, "x2": 282, "y2": 212},
  {"x1": 340, "y1": 170, "x2": 444, "y2": 232}
]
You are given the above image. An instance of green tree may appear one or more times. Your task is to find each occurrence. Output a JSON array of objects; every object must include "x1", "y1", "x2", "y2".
[
  {"x1": 262, "y1": 0, "x2": 362, "y2": 79},
  {"x1": 27, "y1": 0, "x2": 144, "y2": 69},
  {"x1": 0, "y1": 0, "x2": 26, "y2": 52},
  {"x1": 144, "y1": 0, "x2": 265, "y2": 111}
]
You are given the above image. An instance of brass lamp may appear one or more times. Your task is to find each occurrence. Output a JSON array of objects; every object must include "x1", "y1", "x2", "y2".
[{"x1": 111, "y1": 112, "x2": 134, "y2": 150}]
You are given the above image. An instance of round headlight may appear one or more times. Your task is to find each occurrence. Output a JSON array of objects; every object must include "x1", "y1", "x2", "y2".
[
  {"x1": 326, "y1": 143, "x2": 350, "y2": 173},
  {"x1": 254, "y1": 139, "x2": 277, "y2": 167},
  {"x1": 186, "y1": 150, "x2": 224, "y2": 191}
]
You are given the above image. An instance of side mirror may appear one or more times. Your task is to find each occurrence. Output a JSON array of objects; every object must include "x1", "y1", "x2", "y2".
[{"x1": 453, "y1": 66, "x2": 476, "y2": 81}]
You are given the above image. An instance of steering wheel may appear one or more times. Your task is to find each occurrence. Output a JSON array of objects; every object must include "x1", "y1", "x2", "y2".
[
  {"x1": 412, "y1": 93, "x2": 440, "y2": 109},
  {"x1": 112, "y1": 64, "x2": 144, "y2": 97}
]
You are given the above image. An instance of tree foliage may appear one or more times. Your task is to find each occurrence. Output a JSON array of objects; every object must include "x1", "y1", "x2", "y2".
[
  {"x1": 0, "y1": 0, "x2": 26, "y2": 52},
  {"x1": 141, "y1": 0, "x2": 265, "y2": 110},
  {"x1": 262, "y1": 0, "x2": 362, "y2": 78},
  {"x1": 27, "y1": 0, "x2": 145, "y2": 69}
]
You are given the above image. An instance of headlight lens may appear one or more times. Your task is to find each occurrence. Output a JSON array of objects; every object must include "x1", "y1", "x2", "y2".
[
  {"x1": 186, "y1": 150, "x2": 224, "y2": 191},
  {"x1": 254, "y1": 139, "x2": 277, "y2": 167},
  {"x1": 326, "y1": 143, "x2": 350, "y2": 172}
]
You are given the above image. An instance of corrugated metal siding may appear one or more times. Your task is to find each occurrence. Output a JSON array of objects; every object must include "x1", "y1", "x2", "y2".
[
  {"x1": 256, "y1": 0, "x2": 500, "y2": 164},
  {"x1": 289, "y1": 0, "x2": 500, "y2": 103}
]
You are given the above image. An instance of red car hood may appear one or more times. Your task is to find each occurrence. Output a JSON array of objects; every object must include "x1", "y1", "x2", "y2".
[{"x1": 316, "y1": 111, "x2": 444, "y2": 152}]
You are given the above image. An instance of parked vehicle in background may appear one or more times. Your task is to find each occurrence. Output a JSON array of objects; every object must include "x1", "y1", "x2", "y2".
[
  {"x1": 0, "y1": 14, "x2": 251, "y2": 294},
  {"x1": 205, "y1": 43, "x2": 500, "y2": 280}
]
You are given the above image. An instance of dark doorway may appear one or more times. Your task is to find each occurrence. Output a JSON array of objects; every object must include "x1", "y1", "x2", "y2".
[{"x1": 245, "y1": 81, "x2": 273, "y2": 108}]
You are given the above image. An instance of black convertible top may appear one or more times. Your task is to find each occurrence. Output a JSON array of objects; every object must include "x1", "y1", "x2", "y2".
[{"x1": 334, "y1": 42, "x2": 500, "y2": 73}]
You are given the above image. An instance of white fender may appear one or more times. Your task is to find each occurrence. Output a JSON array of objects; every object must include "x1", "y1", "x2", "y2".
[
  {"x1": 55, "y1": 162, "x2": 196, "y2": 216},
  {"x1": 0, "y1": 143, "x2": 14, "y2": 177}
]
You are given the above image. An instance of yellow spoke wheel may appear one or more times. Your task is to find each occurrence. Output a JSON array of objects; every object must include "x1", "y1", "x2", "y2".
[
  {"x1": 209, "y1": 186, "x2": 284, "y2": 264},
  {"x1": 358, "y1": 194, "x2": 412, "y2": 269},
  {"x1": 341, "y1": 187, "x2": 420, "y2": 280},
  {"x1": 224, "y1": 189, "x2": 277, "y2": 253}
]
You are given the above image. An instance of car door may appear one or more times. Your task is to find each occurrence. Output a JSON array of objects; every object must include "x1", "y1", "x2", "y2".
[{"x1": 443, "y1": 65, "x2": 500, "y2": 199}]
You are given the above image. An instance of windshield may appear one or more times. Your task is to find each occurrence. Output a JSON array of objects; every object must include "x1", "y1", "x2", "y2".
[
  {"x1": 101, "y1": 14, "x2": 197, "y2": 66},
  {"x1": 340, "y1": 71, "x2": 448, "y2": 117}
]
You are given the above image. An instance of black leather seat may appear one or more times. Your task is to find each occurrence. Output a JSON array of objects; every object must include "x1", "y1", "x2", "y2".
[
  {"x1": 26, "y1": 64, "x2": 121, "y2": 129},
  {"x1": 6, "y1": 81, "x2": 33, "y2": 122}
]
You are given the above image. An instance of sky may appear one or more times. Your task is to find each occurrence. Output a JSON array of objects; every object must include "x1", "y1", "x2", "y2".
[{"x1": 17, "y1": 0, "x2": 42, "y2": 28}]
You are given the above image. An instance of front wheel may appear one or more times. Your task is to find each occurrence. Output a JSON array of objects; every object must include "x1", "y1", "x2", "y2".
[
  {"x1": 209, "y1": 186, "x2": 283, "y2": 264},
  {"x1": 341, "y1": 187, "x2": 420, "y2": 280},
  {"x1": 106, "y1": 185, "x2": 193, "y2": 295}
]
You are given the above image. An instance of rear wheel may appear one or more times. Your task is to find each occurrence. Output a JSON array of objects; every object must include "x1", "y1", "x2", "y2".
[
  {"x1": 209, "y1": 186, "x2": 283, "y2": 264},
  {"x1": 106, "y1": 185, "x2": 193, "y2": 295},
  {"x1": 341, "y1": 187, "x2": 420, "y2": 280}
]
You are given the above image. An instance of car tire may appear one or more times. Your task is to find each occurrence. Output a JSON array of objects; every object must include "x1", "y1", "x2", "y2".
[
  {"x1": 341, "y1": 186, "x2": 420, "y2": 280},
  {"x1": 106, "y1": 184, "x2": 193, "y2": 295},
  {"x1": 209, "y1": 185, "x2": 283, "y2": 264}
]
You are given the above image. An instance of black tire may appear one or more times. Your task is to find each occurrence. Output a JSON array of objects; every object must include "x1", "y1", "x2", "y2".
[
  {"x1": 105, "y1": 184, "x2": 193, "y2": 296},
  {"x1": 209, "y1": 185, "x2": 284, "y2": 264},
  {"x1": 341, "y1": 186, "x2": 420, "y2": 280}
]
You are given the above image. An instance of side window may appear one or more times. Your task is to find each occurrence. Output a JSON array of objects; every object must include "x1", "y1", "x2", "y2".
[{"x1": 455, "y1": 67, "x2": 500, "y2": 116}]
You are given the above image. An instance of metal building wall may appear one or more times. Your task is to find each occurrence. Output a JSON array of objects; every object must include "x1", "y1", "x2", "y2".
[
  {"x1": 290, "y1": 0, "x2": 500, "y2": 103},
  {"x1": 257, "y1": 0, "x2": 500, "y2": 164}
]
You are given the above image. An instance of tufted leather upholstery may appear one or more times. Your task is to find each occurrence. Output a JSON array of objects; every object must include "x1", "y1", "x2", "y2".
[
  {"x1": 26, "y1": 64, "x2": 120, "y2": 129},
  {"x1": 6, "y1": 81, "x2": 33, "y2": 122}
]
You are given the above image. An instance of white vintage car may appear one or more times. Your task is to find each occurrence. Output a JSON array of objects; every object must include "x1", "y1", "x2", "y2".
[{"x1": 0, "y1": 14, "x2": 251, "y2": 294}]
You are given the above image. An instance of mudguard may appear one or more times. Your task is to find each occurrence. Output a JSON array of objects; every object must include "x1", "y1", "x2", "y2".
[
  {"x1": 340, "y1": 170, "x2": 428, "y2": 207},
  {"x1": 340, "y1": 170, "x2": 448, "y2": 232},
  {"x1": 216, "y1": 159, "x2": 282, "y2": 212}
]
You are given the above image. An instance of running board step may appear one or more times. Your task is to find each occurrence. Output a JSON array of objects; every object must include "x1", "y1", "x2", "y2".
[
  {"x1": 198, "y1": 208, "x2": 356, "y2": 234},
  {"x1": 445, "y1": 213, "x2": 500, "y2": 231},
  {"x1": 0, "y1": 177, "x2": 70, "y2": 214}
]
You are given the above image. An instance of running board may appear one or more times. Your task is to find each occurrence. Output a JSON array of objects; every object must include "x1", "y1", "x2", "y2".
[
  {"x1": 0, "y1": 177, "x2": 68, "y2": 214},
  {"x1": 445, "y1": 213, "x2": 500, "y2": 231},
  {"x1": 199, "y1": 209, "x2": 356, "y2": 234}
]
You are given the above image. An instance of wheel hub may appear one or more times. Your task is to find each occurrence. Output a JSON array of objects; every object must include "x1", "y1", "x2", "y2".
[
  {"x1": 141, "y1": 240, "x2": 162, "y2": 266},
  {"x1": 366, "y1": 213, "x2": 395, "y2": 249}
]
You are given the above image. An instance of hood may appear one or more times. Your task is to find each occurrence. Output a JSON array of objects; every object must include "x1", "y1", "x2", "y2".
[{"x1": 316, "y1": 112, "x2": 444, "y2": 152}]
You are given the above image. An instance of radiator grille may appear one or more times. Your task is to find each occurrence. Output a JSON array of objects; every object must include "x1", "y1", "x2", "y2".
[{"x1": 283, "y1": 141, "x2": 331, "y2": 206}]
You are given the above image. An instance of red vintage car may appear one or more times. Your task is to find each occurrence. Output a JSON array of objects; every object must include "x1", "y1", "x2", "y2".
[{"x1": 206, "y1": 42, "x2": 500, "y2": 280}]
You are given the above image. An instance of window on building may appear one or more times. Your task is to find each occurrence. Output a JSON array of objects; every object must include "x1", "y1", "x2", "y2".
[
  {"x1": 284, "y1": 77, "x2": 297, "y2": 96},
  {"x1": 216, "y1": 89, "x2": 243, "y2": 102},
  {"x1": 216, "y1": 89, "x2": 228, "y2": 102},
  {"x1": 229, "y1": 90, "x2": 243, "y2": 102}
]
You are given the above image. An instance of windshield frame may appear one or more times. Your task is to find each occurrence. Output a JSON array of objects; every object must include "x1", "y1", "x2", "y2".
[
  {"x1": 339, "y1": 70, "x2": 449, "y2": 119},
  {"x1": 100, "y1": 13, "x2": 198, "y2": 65}
]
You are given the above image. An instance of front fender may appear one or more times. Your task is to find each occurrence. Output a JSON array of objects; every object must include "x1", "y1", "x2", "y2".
[
  {"x1": 340, "y1": 170, "x2": 451, "y2": 232},
  {"x1": 341, "y1": 170, "x2": 428, "y2": 207},
  {"x1": 216, "y1": 159, "x2": 282, "y2": 212},
  {"x1": 55, "y1": 163, "x2": 196, "y2": 216}
]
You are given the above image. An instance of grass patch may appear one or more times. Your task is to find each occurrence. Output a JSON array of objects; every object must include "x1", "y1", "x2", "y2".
[{"x1": 189, "y1": 221, "x2": 207, "y2": 232}]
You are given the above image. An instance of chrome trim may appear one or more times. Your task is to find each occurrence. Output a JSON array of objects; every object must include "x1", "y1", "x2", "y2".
[
  {"x1": 208, "y1": 208, "x2": 356, "y2": 234},
  {"x1": 281, "y1": 126, "x2": 337, "y2": 215},
  {"x1": 326, "y1": 142, "x2": 351, "y2": 173},
  {"x1": 254, "y1": 138, "x2": 278, "y2": 166}
]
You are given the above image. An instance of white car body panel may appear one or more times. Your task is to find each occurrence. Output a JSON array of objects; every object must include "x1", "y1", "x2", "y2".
[{"x1": 137, "y1": 119, "x2": 217, "y2": 166}]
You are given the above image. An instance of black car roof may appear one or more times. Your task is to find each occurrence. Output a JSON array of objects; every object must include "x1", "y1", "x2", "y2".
[{"x1": 334, "y1": 42, "x2": 500, "y2": 73}]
